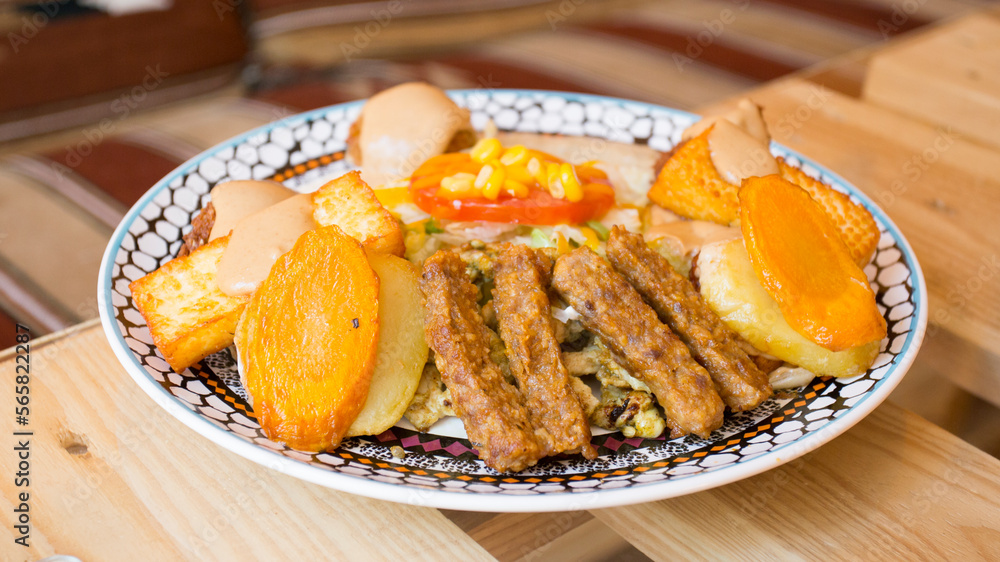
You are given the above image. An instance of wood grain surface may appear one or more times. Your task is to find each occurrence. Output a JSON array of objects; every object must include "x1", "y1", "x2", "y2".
[
  {"x1": 864, "y1": 13, "x2": 1000, "y2": 151},
  {"x1": 594, "y1": 404, "x2": 1000, "y2": 560}
]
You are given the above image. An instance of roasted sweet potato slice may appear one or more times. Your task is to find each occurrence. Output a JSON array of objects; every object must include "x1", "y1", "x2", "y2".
[
  {"x1": 235, "y1": 225, "x2": 380, "y2": 451},
  {"x1": 739, "y1": 175, "x2": 886, "y2": 352},
  {"x1": 776, "y1": 157, "x2": 879, "y2": 267}
]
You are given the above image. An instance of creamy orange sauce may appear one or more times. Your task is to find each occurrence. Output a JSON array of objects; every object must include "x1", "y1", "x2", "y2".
[
  {"x1": 358, "y1": 82, "x2": 469, "y2": 187},
  {"x1": 706, "y1": 120, "x2": 779, "y2": 186},
  {"x1": 682, "y1": 98, "x2": 770, "y2": 145},
  {"x1": 645, "y1": 220, "x2": 741, "y2": 255},
  {"x1": 216, "y1": 193, "x2": 316, "y2": 297},
  {"x1": 209, "y1": 181, "x2": 296, "y2": 241}
]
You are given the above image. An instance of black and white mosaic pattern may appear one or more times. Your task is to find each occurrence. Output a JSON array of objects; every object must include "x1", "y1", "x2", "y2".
[{"x1": 100, "y1": 90, "x2": 925, "y2": 509}]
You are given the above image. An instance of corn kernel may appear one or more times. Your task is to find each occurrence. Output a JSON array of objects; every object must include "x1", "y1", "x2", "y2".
[
  {"x1": 504, "y1": 178, "x2": 529, "y2": 198},
  {"x1": 528, "y1": 157, "x2": 545, "y2": 188},
  {"x1": 555, "y1": 232, "x2": 571, "y2": 255},
  {"x1": 505, "y1": 163, "x2": 535, "y2": 185},
  {"x1": 437, "y1": 176, "x2": 476, "y2": 199},
  {"x1": 546, "y1": 163, "x2": 564, "y2": 199},
  {"x1": 476, "y1": 160, "x2": 506, "y2": 200},
  {"x1": 579, "y1": 226, "x2": 601, "y2": 250},
  {"x1": 499, "y1": 145, "x2": 529, "y2": 166},
  {"x1": 450, "y1": 172, "x2": 477, "y2": 183},
  {"x1": 471, "y1": 138, "x2": 503, "y2": 163},
  {"x1": 561, "y1": 163, "x2": 584, "y2": 202}
]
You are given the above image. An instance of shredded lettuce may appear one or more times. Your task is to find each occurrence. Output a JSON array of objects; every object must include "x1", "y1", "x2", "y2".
[
  {"x1": 424, "y1": 218, "x2": 445, "y2": 234},
  {"x1": 530, "y1": 228, "x2": 554, "y2": 248},
  {"x1": 586, "y1": 220, "x2": 610, "y2": 240}
]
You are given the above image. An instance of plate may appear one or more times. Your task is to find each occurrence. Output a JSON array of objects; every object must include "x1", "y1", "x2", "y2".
[{"x1": 97, "y1": 90, "x2": 927, "y2": 512}]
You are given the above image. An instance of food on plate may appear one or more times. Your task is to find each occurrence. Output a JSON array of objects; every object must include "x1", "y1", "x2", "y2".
[
  {"x1": 552, "y1": 247, "x2": 725, "y2": 438},
  {"x1": 131, "y1": 172, "x2": 401, "y2": 374},
  {"x1": 420, "y1": 250, "x2": 545, "y2": 472},
  {"x1": 214, "y1": 173, "x2": 403, "y2": 298},
  {"x1": 697, "y1": 238, "x2": 880, "y2": 378},
  {"x1": 129, "y1": 86, "x2": 895, "y2": 472},
  {"x1": 130, "y1": 236, "x2": 249, "y2": 373},
  {"x1": 606, "y1": 226, "x2": 771, "y2": 411},
  {"x1": 776, "y1": 158, "x2": 878, "y2": 267},
  {"x1": 235, "y1": 226, "x2": 380, "y2": 451},
  {"x1": 348, "y1": 82, "x2": 475, "y2": 187},
  {"x1": 647, "y1": 101, "x2": 774, "y2": 224},
  {"x1": 404, "y1": 364, "x2": 454, "y2": 432},
  {"x1": 407, "y1": 138, "x2": 616, "y2": 225},
  {"x1": 312, "y1": 171, "x2": 405, "y2": 256},
  {"x1": 493, "y1": 243, "x2": 597, "y2": 460},
  {"x1": 739, "y1": 175, "x2": 886, "y2": 352},
  {"x1": 647, "y1": 100, "x2": 879, "y2": 266},
  {"x1": 216, "y1": 191, "x2": 316, "y2": 297},
  {"x1": 177, "y1": 201, "x2": 216, "y2": 257},
  {"x1": 346, "y1": 251, "x2": 428, "y2": 438}
]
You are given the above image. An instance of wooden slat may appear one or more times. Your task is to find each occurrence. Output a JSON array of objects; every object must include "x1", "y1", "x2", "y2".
[
  {"x1": 591, "y1": 402, "x2": 1000, "y2": 559},
  {"x1": 864, "y1": 14, "x2": 1000, "y2": 151},
  {"x1": 0, "y1": 326, "x2": 492, "y2": 561}
]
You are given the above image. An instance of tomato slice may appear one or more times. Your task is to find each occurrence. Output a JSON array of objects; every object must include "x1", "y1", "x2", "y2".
[{"x1": 409, "y1": 153, "x2": 616, "y2": 225}]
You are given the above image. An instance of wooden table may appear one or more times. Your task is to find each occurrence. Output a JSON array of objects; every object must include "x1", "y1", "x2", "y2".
[{"x1": 5, "y1": 13, "x2": 1000, "y2": 561}]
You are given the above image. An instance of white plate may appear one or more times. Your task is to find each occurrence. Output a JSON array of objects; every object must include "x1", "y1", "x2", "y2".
[{"x1": 98, "y1": 90, "x2": 927, "y2": 512}]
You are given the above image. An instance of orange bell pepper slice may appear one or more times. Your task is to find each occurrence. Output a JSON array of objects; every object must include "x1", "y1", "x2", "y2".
[{"x1": 739, "y1": 175, "x2": 886, "y2": 352}]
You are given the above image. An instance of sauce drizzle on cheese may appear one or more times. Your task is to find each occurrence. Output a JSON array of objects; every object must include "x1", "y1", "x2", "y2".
[
  {"x1": 209, "y1": 181, "x2": 296, "y2": 241},
  {"x1": 216, "y1": 193, "x2": 316, "y2": 297},
  {"x1": 706, "y1": 120, "x2": 779, "y2": 186},
  {"x1": 682, "y1": 98, "x2": 778, "y2": 186},
  {"x1": 646, "y1": 220, "x2": 741, "y2": 255}
]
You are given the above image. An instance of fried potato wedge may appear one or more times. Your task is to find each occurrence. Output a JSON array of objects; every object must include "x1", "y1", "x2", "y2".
[
  {"x1": 698, "y1": 238, "x2": 880, "y2": 378},
  {"x1": 129, "y1": 236, "x2": 248, "y2": 373},
  {"x1": 648, "y1": 128, "x2": 739, "y2": 224},
  {"x1": 740, "y1": 176, "x2": 886, "y2": 352},
  {"x1": 346, "y1": 252, "x2": 429, "y2": 437},
  {"x1": 312, "y1": 170, "x2": 405, "y2": 257},
  {"x1": 236, "y1": 226, "x2": 380, "y2": 451}
]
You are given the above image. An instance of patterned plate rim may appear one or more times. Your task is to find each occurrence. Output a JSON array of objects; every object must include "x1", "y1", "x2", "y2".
[{"x1": 97, "y1": 89, "x2": 928, "y2": 512}]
